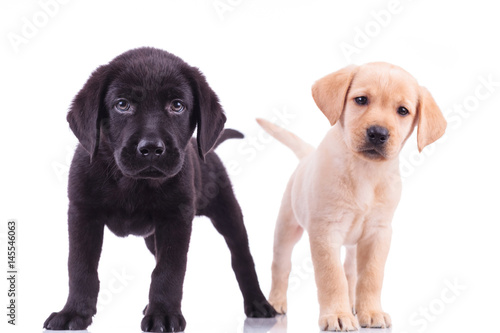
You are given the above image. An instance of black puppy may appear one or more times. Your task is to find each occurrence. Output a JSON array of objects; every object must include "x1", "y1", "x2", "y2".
[{"x1": 44, "y1": 47, "x2": 275, "y2": 332}]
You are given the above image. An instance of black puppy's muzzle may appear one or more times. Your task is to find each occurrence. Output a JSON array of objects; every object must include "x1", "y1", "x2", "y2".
[
  {"x1": 115, "y1": 135, "x2": 184, "y2": 179},
  {"x1": 361, "y1": 126, "x2": 390, "y2": 159}
]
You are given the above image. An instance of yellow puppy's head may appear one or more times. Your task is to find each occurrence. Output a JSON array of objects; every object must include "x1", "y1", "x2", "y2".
[{"x1": 312, "y1": 62, "x2": 446, "y2": 161}]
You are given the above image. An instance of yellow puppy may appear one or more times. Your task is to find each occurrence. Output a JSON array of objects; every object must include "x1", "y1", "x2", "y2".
[{"x1": 257, "y1": 62, "x2": 446, "y2": 331}]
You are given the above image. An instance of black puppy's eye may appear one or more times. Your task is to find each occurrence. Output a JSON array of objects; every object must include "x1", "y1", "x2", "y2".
[
  {"x1": 355, "y1": 96, "x2": 368, "y2": 105},
  {"x1": 397, "y1": 106, "x2": 409, "y2": 116},
  {"x1": 170, "y1": 100, "x2": 185, "y2": 113},
  {"x1": 115, "y1": 99, "x2": 131, "y2": 112}
]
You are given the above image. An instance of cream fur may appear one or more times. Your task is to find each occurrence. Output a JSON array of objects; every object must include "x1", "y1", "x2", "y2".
[{"x1": 258, "y1": 62, "x2": 446, "y2": 331}]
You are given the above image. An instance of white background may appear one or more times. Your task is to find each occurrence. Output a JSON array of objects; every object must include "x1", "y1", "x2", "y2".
[{"x1": 1, "y1": 0, "x2": 499, "y2": 332}]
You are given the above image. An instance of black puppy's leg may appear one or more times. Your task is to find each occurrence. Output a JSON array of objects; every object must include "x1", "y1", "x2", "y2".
[
  {"x1": 44, "y1": 205, "x2": 104, "y2": 330},
  {"x1": 206, "y1": 184, "x2": 276, "y2": 318},
  {"x1": 142, "y1": 235, "x2": 156, "y2": 315},
  {"x1": 141, "y1": 219, "x2": 192, "y2": 332},
  {"x1": 145, "y1": 234, "x2": 156, "y2": 256}
]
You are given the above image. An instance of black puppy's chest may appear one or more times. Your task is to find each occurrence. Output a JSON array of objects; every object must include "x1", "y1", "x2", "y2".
[
  {"x1": 101, "y1": 179, "x2": 189, "y2": 238},
  {"x1": 106, "y1": 208, "x2": 156, "y2": 238}
]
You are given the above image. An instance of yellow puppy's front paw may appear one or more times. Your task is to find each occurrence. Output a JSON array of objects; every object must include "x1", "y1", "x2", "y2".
[
  {"x1": 319, "y1": 312, "x2": 359, "y2": 331},
  {"x1": 268, "y1": 297, "x2": 287, "y2": 314},
  {"x1": 357, "y1": 310, "x2": 391, "y2": 328}
]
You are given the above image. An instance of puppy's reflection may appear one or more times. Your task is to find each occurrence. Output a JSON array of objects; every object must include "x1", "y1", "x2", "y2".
[
  {"x1": 42, "y1": 330, "x2": 91, "y2": 333},
  {"x1": 244, "y1": 314, "x2": 286, "y2": 333}
]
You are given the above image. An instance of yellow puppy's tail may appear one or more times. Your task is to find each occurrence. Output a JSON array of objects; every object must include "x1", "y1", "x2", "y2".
[{"x1": 256, "y1": 118, "x2": 314, "y2": 160}]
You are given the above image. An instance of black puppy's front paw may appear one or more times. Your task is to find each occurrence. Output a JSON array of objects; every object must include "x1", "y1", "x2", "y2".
[
  {"x1": 43, "y1": 310, "x2": 92, "y2": 330},
  {"x1": 141, "y1": 312, "x2": 186, "y2": 332},
  {"x1": 245, "y1": 299, "x2": 277, "y2": 318}
]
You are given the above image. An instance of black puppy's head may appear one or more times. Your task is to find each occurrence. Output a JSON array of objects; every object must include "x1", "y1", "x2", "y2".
[{"x1": 67, "y1": 47, "x2": 226, "y2": 179}]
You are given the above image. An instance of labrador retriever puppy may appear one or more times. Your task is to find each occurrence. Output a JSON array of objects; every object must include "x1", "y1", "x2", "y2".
[
  {"x1": 257, "y1": 63, "x2": 446, "y2": 331},
  {"x1": 43, "y1": 47, "x2": 275, "y2": 332}
]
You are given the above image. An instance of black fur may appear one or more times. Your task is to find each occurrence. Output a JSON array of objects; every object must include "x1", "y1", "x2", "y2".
[{"x1": 43, "y1": 47, "x2": 275, "y2": 332}]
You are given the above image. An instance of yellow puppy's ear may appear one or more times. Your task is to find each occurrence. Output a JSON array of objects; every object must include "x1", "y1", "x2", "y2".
[
  {"x1": 311, "y1": 65, "x2": 358, "y2": 126},
  {"x1": 417, "y1": 87, "x2": 447, "y2": 152}
]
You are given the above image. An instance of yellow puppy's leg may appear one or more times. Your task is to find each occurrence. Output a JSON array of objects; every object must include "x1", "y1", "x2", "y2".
[
  {"x1": 310, "y1": 228, "x2": 359, "y2": 331},
  {"x1": 268, "y1": 193, "x2": 303, "y2": 314},
  {"x1": 344, "y1": 246, "x2": 357, "y2": 315},
  {"x1": 355, "y1": 227, "x2": 392, "y2": 328}
]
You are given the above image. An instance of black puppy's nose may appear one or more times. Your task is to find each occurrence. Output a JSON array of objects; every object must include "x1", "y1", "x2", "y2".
[
  {"x1": 137, "y1": 139, "x2": 165, "y2": 156},
  {"x1": 367, "y1": 126, "x2": 389, "y2": 146}
]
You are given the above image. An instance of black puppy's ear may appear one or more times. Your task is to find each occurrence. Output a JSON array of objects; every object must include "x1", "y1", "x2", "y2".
[
  {"x1": 189, "y1": 67, "x2": 226, "y2": 160},
  {"x1": 67, "y1": 65, "x2": 109, "y2": 162}
]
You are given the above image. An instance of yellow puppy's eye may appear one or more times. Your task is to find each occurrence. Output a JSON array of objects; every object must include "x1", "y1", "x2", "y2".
[
  {"x1": 355, "y1": 96, "x2": 368, "y2": 105},
  {"x1": 397, "y1": 106, "x2": 409, "y2": 116}
]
